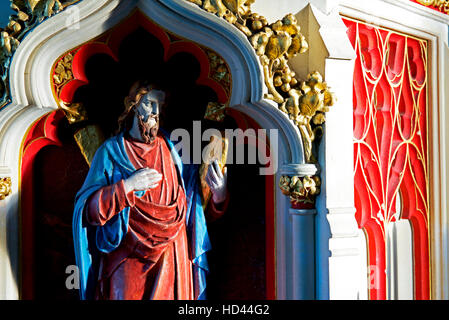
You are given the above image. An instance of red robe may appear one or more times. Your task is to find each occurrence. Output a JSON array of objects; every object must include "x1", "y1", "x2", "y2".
[
  {"x1": 86, "y1": 133, "x2": 228, "y2": 300},
  {"x1": 87, "y1": 133, "x2": 191, "y2": 300}
]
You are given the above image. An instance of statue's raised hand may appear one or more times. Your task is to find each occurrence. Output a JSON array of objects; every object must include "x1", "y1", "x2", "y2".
[
  {"x1": 206, "y1": 160, "x2": 228, "y2": 204},
  {"x1": 124, "y1": 168, "x2": 162, "y2": 193}
]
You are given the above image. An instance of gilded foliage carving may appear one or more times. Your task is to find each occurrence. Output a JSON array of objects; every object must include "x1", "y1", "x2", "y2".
[
  {"x1": 53, "y1": 52, "x2": 73, "y2": 86},
  {"x1": 0, "y1": 177, "x2": 12, "y2": 200},
  {"x1": 59, "y1": 101, "x2": 87, "y2": 124},
  {"x1": 205, "y1": 49, "x2": 232, "y2": 97},
  {"x1": 186, "y1": 0, "x2": 335, "y2": 163},
  {"x1": 53, "y1": 51, "x2": 88, "y2": 124},
  {"x1": 0, "y1": 0, "x2": 81, "y2": 108},
  {"x1": 416, "y1": 0, "x2": 449, "y2": 13}
]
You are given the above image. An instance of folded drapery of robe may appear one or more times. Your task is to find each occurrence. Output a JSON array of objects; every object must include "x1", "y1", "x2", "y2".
[{"x1": 73, "y1": 130, "x2": 228, "y2": 300}]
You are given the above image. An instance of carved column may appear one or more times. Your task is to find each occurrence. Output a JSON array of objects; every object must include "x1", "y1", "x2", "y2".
[
  {"x1": 290, "y1": 208, "x2": 317, "y2": 299},
  {"x1": 280, "y1": 163, "x2": 319, "y2": 299}
]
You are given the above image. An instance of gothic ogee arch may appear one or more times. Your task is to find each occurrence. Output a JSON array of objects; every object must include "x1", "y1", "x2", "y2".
[{"x1": 0, "y1": 0, "x2": 336, "y2": 299}]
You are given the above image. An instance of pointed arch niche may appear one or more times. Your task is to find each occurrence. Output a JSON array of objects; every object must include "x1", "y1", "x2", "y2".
[{"x1": 0, "y1": 0, "x2": 314, "y2": 300}]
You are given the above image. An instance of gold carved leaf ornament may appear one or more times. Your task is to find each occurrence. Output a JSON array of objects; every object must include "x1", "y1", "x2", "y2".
[
  {"x1": 0, "y1": 1, "x2": 80, "y2": 107},
  {"x1": 53, "y1": 53, "x2": 73, "y2": 85},
  {"x1": 0, "y1": 177, "x2": 12, "y2": 200},
  {"x1": 186, "y1": 0, "x2": 336, "y2": 167},
  {"x1": 279, "y1": 175, "x2": 321, "y2": 205}
]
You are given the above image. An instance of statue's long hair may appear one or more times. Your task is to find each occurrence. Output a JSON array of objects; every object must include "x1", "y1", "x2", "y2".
[{"x1": 117, "y1": 81, "x2": 167, "y2": 134}]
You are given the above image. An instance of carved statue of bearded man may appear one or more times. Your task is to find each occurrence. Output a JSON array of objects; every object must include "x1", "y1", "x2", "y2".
[{"x1": 73, "y1": 82, "x2": 229, "y2": 300}]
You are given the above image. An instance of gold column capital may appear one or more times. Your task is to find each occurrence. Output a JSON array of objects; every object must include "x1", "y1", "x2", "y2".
[{"x1": 279, "y1": 175, "x2": 321, "y2": 205}]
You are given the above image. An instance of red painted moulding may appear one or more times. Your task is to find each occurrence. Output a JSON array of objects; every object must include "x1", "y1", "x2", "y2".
[
  {"x1": 72, "y1": 43, "x2": 118, "y2": 82},
  {"x1": 166, "y1": 41, "x2": 228, "y2": 104},
  {"x1": 107, "y1": 10, "x2": 172, "y2": 60},
  {"x1": 129, "y1": 10, "x2": 230, "y2": 104},
  {"x1": 21, "y1": 109, "x2": 276, "y2": 300},
  {"x1": 21, "y1": 110, "x2": 65, "y2": 299},
  {"x1": 59, "y1": 43, "x2": 118, "y2": 104},
  {"x1": 59, "y1": 43, "x2": 118, "y2": 103},
  {"x1": 344, "y1": 17, "x2": 430, "y2": 300},
  {"x1": 226, "y1": 108, "x2": 276, "y2": 300},
  {"x1": 56, "y1": 10, "x2": 230, "y2": 106},
  {"x1": 59, "y1": 79, "x2": 87, "y2": 103},
  {"x1": 107, "y1": 9, "x2": 229, "y2": 104}
]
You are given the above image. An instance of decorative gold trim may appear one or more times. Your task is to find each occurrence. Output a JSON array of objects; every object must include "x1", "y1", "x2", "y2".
[
  {"x1": 52, "y1": 49, "x2": 89, "y2": 124},
  {"x1": 0, "y1": 177, "x2": 12, "y2": 200},
  {"x1": 58, "y1": 101, "x2": 88, "y2": 124},
  {"x1": 279, "y1": 175, "x2": 321, "y2": 205},
  {"x1": 416, "y1": 0, "x2": 449, "y2": 13},
  {"x1": 186, "y1": 0, "x2": 335, "y2": 163},
  {"x1": 203, "y1": 48, "x2": 232, "y2": 121},
  {"x1": 53, "y1": 52, "x2": 74, "y2": 89}
]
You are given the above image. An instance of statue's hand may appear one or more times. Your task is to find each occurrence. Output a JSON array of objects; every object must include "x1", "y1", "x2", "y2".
[
  {"x1": 124, "y1": 168, "x2": 162, "y2": 193},
  {"x1": 206, "y1": 160, "x2": 228, "y2": 204}
]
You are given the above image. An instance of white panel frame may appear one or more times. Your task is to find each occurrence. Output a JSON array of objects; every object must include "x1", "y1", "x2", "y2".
[
  {"x1": 387, "y1": 220, "x2": 414, "y2": 300},
  {"x1": 339, "y1": 0, "x2": 449, "y2": 300}
]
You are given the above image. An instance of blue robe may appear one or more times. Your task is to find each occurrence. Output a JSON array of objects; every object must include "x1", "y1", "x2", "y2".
[{"x1": 72, "y1": 130, "x2": 211, "y2": 300}]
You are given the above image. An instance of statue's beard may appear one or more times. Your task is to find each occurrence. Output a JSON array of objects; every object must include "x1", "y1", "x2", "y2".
[{"x1": 138, "y1": 116, "x2": 159, "y2": 144}]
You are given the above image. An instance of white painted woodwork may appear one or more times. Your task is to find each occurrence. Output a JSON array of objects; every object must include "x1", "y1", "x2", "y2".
[{"x1": 0, "y1": 0, "x2": 447, "y2": 300}]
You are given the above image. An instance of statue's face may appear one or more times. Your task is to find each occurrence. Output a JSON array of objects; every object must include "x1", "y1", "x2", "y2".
[{"x1": 134, "y1": 90, "x2": 165, "y2": 143}]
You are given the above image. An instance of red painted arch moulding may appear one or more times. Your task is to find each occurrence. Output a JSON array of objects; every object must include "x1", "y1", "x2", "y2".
[
  {"x1": 344, "y1": 18, "x2": 430, "y2": 300},
  {"x1": 20, "y1": 110, "x2": 65, "y2": 299},
  {"x1": 55, "y1": 10, "x2": 230, "y2": 107}
]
